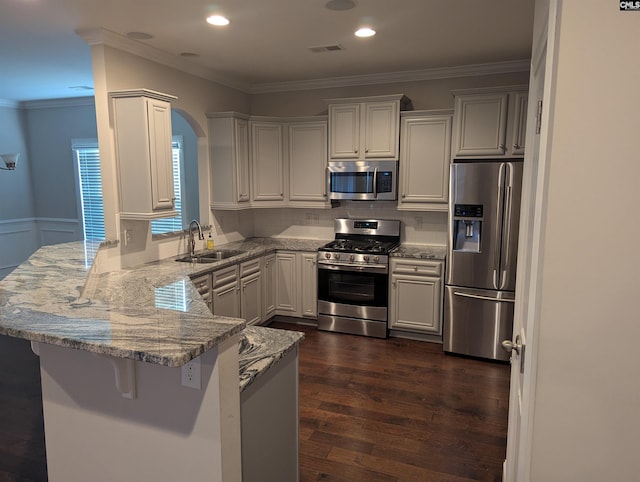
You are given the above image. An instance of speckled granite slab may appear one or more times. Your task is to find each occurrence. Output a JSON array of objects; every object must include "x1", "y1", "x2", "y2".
[
  {"x1": 0, "y1": 241, "x2": 245, "y2": 367},
  {"x1": 391, "y1": 244, "x2": 447, "y2": 261}
]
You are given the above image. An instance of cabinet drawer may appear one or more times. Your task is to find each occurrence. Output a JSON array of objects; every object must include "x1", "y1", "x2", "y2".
[
  {"x1": 391, "y1": 259, "x2": 443, "y2": 276},
  {"x1": 240, "y1": 258, "x2": 261, "y2": 278},
  {"x1": 213, "y1": 265, "x2": 238, "y2": 288}
]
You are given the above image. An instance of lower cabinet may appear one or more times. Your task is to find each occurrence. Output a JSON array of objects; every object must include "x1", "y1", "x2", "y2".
[
  {"x1": 275, "y1": 251, "x2": 317, "y2": 318},
  {"x1": 262, "y1": 254, "x2": 277, "y2": 320},
  {"x1": 212, "y1": 265, "x2": 240, "y2": 318},
  {"x1": 388, "y1": 258, "x2": 444, "y2": 335},
  {"x1": 239, "y1": 258, "x2": 262, "y2": 326}
]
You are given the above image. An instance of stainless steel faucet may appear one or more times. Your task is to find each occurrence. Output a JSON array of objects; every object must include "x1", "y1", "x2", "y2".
[{"x1": 188, "y1": 220, "x2": 204, "y2": 257}]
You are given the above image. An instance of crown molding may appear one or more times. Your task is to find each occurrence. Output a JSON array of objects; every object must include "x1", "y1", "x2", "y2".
[
  {"x1": 0, "y1": 99, "x2": 21, "y2": 109},
  {"x1": 21, "y1": 96, "x2": 95, "y2": 110},
  {"x1": 249, "y1": 59, "x2": 531, "y2": 94},
  {"x1": 76, "y1": 28, "x2": 251, "y2": 94}
]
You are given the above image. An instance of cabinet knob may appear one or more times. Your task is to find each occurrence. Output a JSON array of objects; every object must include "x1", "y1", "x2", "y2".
[
  {"x1": 514, "y1": 144, "x2": 521, "y2": 150},
  {"x1": 365, "y1": 148, "x2": 369, "y2": 153},
  {"x1": 499, "y1": 144, "x2": 506, "y2": 151},
  {"x1": 402, "y1": 193, "x2": 406, "y2": 198},
  {"x1": 354, "y1": 149, "x2": 358, "y2": 154},
  {"x1": 414, "y1": 266, "x2": 418, "y2": 271}
]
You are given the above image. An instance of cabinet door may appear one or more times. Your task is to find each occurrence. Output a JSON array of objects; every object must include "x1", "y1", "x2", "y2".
[
  {"x1": 398, "y1": 114, "x2": 452, "y2": 209},
  {"x1": 275, "y1": 252, "x2": 298, "y2": 315},
  {"x1": 452, "y1": 93, "x2": 509, "y2": 158},
  {"x1": 300, "y1": 253, "x2": 317, "y2": 318},
  {"x1": 262, "y1": 254, "x2": 276, "y2": 320},
  {"x1": 147, "y1": 99, "x2": 175, "y2": 211},
  {"x1": 213, "y1": 282, "x2": 240, "y2": 318},
  {"x1": 389, "y1": 274, "x2": 442, "y2": 334},
  {"x1": 251, "y1": 122, "x2": 284, "y2": 202},
  {"x1": 510, "y1": 92, "x2": 528, "y2": 156},
  {"x1": 364, "y1": 101, "x2": 400, "y2": 159},
  {"x1": 288, "y1": 122, "x2": 328, "y2": 202},
  {"x1": 235, "y1": 118, "x2": 251, "y2": 202},
  {"x1": 329, "y1": 104, "x2": 360, "y2": 159},
  {"x1": 241, "y1": 271, "x2": 262, "y2": 326}
]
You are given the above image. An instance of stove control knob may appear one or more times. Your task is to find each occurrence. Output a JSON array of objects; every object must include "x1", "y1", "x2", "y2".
[
  {"x1": 363, "y1": 255, "x2": 370, "y2": 262},
  {"x1": 334, "y1": 253, "x2": 341, "y2": 260},
  {"x1": 374, "y1": 256, "x2": 380, "y2": 263},
  {"x1": 324, "y1": 252, "x2": 331, "y2": 259},
  {"x1": 349, "y1": 254, "x2": 355, "y2": 262}
]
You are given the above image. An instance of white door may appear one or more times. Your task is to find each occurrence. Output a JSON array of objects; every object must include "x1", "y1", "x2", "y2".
[{"x1": 503, "y1": 1, "x2": 556, "y2": 479}]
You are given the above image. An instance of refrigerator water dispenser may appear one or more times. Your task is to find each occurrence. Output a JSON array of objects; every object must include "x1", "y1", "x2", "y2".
[{"x1": 452, "y1": 204, "x2": 483, "y2": 253}]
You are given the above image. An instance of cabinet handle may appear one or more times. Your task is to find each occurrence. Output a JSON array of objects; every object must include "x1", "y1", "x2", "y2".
[
  {"x1": 514, "y1": 144, "x2": 521, "y2": 150},
  {"x1": 499, "y1": 144, "x2": 506, "y2": 151}
]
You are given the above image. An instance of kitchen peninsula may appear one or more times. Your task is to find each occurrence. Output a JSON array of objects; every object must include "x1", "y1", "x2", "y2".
[{"x1": 0, "y1": 239, "x2": 311, "y2": 482}]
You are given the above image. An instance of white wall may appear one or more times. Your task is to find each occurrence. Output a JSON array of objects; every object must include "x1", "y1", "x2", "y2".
[{"x1": 529, "y1": 1, "x2": 640, "y2": 479}]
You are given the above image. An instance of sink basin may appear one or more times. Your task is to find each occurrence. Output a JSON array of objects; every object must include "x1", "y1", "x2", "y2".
[{"x1": 176, "y1": 249, "x2": 245, "y2": 263}]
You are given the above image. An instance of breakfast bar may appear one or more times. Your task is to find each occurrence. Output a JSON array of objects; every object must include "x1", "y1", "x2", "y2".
[{"x1": 0, "y1": 241, "x2": 304, "y2": 482}]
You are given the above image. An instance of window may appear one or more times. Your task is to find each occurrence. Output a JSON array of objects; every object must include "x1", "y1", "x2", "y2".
[
  {"x1": 73, "y1": 138, "x2": 184, "y2": 241},
  {"x1": 151, "y1": 139, "x2": 184, "y2": 234},
  {"x1": 73, "y1": 140, "x2": 105, "y2": 241}
]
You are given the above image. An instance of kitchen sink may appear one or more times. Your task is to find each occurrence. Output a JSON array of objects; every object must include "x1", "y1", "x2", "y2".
[{"x1": 176, "y1": 249, "x2": 245, "y2": 263}]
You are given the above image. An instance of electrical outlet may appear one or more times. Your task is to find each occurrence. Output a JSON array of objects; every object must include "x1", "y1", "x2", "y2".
[{"x1": 180, "y1": 357, "x2": 201, "y2": 389}]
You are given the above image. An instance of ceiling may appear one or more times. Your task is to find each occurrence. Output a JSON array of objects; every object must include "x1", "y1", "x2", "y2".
[{"x1": 0, "y1": 0, "x2": 535, "y2": 102}]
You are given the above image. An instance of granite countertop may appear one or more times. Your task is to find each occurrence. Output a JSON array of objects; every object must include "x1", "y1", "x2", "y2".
[
  {"x1": 391, "y1": 244, "x2": 447, "y2": 261},
  {"x1": 0, "y1": 237, "x2": 320, "y2": 391}
]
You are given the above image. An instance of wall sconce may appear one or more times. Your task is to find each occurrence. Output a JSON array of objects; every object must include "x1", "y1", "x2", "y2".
[{"x1": 0, "y1": 153, "x2": 19, "y2": 171}]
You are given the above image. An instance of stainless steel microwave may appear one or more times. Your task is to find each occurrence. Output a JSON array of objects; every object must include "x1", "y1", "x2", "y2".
[{"x1": 327, "y1": 160, "x2": 398, "y2": 201}]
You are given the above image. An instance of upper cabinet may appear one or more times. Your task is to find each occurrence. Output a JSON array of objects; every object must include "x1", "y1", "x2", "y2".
[
  {"x1": 250, "y1": 119, "x2": 285, "y2": 205},
  {"x1": 288, "y1": 119, "x2": 328, "y2": 206},
  {"x1": 111, "y1": 89, "x2": 178, "y2": 220},
  {"x1": 398, "y1": 110, "x2": 453, "y2": 212},
  {"x1": 208, "y1": 112, "x2": 251, "y2": 211},
  {"x1": 327, "y1": 94, "x2": 408, "y2": 161},
  {"x1": 451, "y1": 86, "x2": 528, "y2": 159},
  {"x1": 209, "y1": 113, "x2": 328, "y2": 210}
]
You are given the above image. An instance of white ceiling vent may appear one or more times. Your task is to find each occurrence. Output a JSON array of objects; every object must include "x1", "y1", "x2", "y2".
[{"x1": 309, "y1": 44, "x2": 344, "y2": 53}]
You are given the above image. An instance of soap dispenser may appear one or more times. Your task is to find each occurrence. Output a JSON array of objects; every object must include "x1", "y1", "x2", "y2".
[{"x1": 207, "y1": 233, "x2": 214, "y2": 250}]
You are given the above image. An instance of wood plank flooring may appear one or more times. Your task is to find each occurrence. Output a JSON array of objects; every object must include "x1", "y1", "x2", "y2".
[
  {"x1": 269, "y1": 321, "x2": 510, "y2": 482},
  {"x1": 0, "y1": 324, "x2": 509, "y2": 482}
]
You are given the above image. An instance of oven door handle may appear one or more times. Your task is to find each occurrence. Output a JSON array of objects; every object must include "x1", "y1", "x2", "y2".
[{"x1": 318, "y1": 262, "x2": 388, "y2": 274}]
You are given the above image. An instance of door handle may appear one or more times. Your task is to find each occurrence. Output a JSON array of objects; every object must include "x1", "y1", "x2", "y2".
[{"x1": 501, "y1": 334, "x2": 522, "y2": 355}]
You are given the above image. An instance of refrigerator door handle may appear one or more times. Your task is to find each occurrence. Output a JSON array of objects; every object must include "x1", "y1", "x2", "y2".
[
  {"x1": 493, "y1": 163, "x2": 507, "y2": 289},
  {"x1": 500, "y1": 163, "x2": 515, "y2": 289},
  {"x1": 453, "y1": 291, "x2": 515, "y2": 303}
]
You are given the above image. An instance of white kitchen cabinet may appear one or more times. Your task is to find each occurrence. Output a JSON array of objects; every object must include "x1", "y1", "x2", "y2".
[
  {"x1": 288, "y1": 119, "x2": 329, "y2": 206},
  {"x1": 262, "y1": 254, "x2": 276, "y2": 320},
  {"x1": 275, "y1": 251, "x2": 298, "y2": 315},
  {"x1": 111, "y1": 89, "x2": 178, "y2": 220},
  {"x1": 389, "y1": 258, "x2": 444, "y2": 335},
  {"x1": 190, "y1": 272, "x2": 213, "y2": 313},
  {"x1": 275, "y1": 251, "x2": 318, "y2": 318},
  {"x1": 451, "y1": 87, "x2": 528, "y2": 159},
  {"x1": 300, "y1": 252, "x2": 318, "y2": 318},
  {"x1": 327, "y1": 95, "x2": 405, "y2": 161},
  {"x1": 240, "y1": 258, "x2": 262, "y2": 326},
  {"x1": 398, "y1": 110, "x2": 452, "y2": 211},
  {"x1": 208, "y1": 112, "x2": 251, "y2": 210},
  {"x1": 212, "y1": 264, "x2": 240, "y2": 318},
  {"x1": 251, "y1": 120, "x2": 285, "y2": 205}
]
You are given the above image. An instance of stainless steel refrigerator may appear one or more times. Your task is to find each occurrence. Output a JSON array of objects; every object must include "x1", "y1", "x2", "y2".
[{"x1": 444, "y1": 160, "x2": 523, "y2": 361}]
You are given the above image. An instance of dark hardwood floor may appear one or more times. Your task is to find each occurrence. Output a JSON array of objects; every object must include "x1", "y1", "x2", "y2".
[
  {"x1": 270, "y1": 322, "x2": 510, "y2": 482},
  {"x1": 0, "y1": 325, "x2": 509, "y2": 482}
]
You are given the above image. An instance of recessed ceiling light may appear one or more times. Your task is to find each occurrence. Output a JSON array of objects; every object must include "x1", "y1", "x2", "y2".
[
  {"x1": 206, "y1": 15, "x2": 230, "y2": 26},
  {"x1": 126, "y1": 31, "x2": 153, "y2": 40},
  {"x1": 355, "y1": 27, "x2": 376, "y2": 38},
  {"x1": 326, "y1": 0, "x2": 355, "y2": 11}
]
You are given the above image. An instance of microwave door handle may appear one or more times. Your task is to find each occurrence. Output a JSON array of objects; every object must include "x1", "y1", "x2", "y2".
[{"x1": 373, "y1": 167, "x2": 378, "y2": 199}]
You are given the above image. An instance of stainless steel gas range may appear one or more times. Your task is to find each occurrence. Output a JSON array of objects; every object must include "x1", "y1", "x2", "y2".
[{"x1": 317, "y1": 218, "x2": 401, "y2": 338}]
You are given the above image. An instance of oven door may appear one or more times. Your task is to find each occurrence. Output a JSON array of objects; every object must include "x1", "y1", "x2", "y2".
[
  {"x1": 317, "y1": 263, "x2": 389, "y2": 322},
  {"x1": 327, "y1": 160, "x2": 397, "y2": 201}
]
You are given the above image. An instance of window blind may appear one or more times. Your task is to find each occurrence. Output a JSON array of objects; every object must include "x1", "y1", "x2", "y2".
[
  {"x1": 74, "y1": 143, "x2": 105, "y2": 241},
  {"x1": 151, "y1": 140, "x2": 184, "y2": 234}
]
